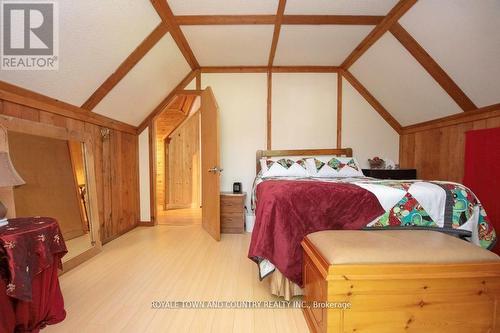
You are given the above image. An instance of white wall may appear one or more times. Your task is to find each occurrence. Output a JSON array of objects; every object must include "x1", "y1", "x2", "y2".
[
  {"x1": 272, "y1": 73, "x2": 337, "y2": 149},
  {"x1": 202, "y1": 73, "x2": 267, "y2": 209},
  {"x1": 342, "y1": 78, "x2": 399, "y2": 168},
  {"x1": 138, "y1": 128, "x2": 151, "y2": 222},
  {"x1": 200, "y1": 72, "x2": 400, "y2": 208}
]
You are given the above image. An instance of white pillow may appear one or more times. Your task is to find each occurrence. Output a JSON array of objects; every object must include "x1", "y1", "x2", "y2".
[
  {"x1": 306, "y1": 156, "x2": 364, "y2": 178},
  {"x1": 260, "y1": 156, "x2": 309, "y2": 178}
]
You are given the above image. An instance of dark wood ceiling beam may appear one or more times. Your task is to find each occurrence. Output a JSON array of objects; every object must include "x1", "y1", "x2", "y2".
[
  {"x1": 150, "y1": 0, "x2": 199, "y2": 69},
  {"x1": 200, "y1": 66, "x2": 339, "y2": 73},
  {"x1": 341, "y1": 0, "x2": 417, "y2": 69},
  {"x1": 176, "y1": 15, "x2": 275, "y2": 25},
  {"x1": 268, "y1": 0, "x2": 287, "y2": 67},
  {"x1": 82, "y1": 23, "x2": 168, "y2": 111},
  {"x1": 342, "y1": 70, "x2": 403, "y2": 134},
  {"x1": 174, "y1": 15, "x2": 384, "y2": 25},
  {"x1": 390, "y1": 23, "x2": 476, "y2": 112},
  {"x1": 138, "y1": 69, "x2": 199, "y2": 133},
  {"x1": 282, "y1": 15, "x2": 383, "y2": 25}
]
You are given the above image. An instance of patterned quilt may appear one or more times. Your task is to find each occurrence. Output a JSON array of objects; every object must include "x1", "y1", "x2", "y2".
[
  {"x1": 250, "y1": 176, "x2": 496, "y2": 285},
  {"x1": 252, "y1": 176, "x2": 496, "y2": 249}
]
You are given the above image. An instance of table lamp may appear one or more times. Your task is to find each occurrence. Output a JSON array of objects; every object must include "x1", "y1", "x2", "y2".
[{"x1": 0, "y1": 151, "x2": 25, "y2": 226}]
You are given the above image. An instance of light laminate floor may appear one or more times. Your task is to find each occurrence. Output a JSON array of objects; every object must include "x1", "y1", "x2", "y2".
[
  {"x1": 157, "y1": 208, "x2": 202, "y2": 225},
  {"x1": 63, "y1": 233, "x2": 92, "y2": 262},
  {"x1": 46, "y1": 225, "x2": 309, "y2": 333}
]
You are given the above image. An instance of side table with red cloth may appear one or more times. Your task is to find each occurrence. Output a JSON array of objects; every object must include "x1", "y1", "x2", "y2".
[
  {"x1": 464, "y1": 127, "x2": 500, "y2": 255},
  {"x1": 0, "y1": 217, "x2": 67, "y2": 333}
]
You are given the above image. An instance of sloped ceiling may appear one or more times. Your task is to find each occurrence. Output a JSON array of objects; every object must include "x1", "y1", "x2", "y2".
[
  {"x1": 0, "y1": 0, "x2": 160, "y2": 106},
  {"x1": 93, "y1": 34, "x2": 190, "y2": 126},
  {"x1": 168, "y1": 0, "x2": 278, "y2": 15},
  {"x1": 400, "y1": 0, "x2": 500, "y2": 107},
  {"x1": 181, "y1": 25, "x2": 274, "y2": 66},
  {"x1": 284, "y1": 0, "x2": 399, "y2": 15},
  {"x1": 275, "y1": 25, "x2": 374, "y2": 66},
  {"x1": 2, "y1": 0, "x2": 498, "y2": 129},
  {"x1": 350, "y1": 33, "x2": 463, "y2": 126}
]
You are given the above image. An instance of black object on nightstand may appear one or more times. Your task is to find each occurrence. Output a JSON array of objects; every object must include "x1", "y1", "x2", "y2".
[{"x1": 362, "y1": 168, "x2": 417, "y2": 180}]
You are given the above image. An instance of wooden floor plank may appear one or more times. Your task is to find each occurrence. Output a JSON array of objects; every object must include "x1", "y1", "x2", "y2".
[{"x1": 45, "y1": 224, "x2": 307, "y2": 332}]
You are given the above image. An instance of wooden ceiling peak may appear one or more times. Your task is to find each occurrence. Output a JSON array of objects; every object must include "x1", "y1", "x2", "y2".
[
  {"x1": 268, "y1": 0, "x2": 287, "y2": 68},
  {"x1": 176, "y1": 15, "x2": 275, "y2": 25},
  {"x1": 174, "y1": 15, "x2": 384, "y2": 26},
  {"x1": 341, "y1": 0, "x2": 417, "y2": 69},
  {"x1": 150, "y1": 0, "x2": 199, "y2": 69},
  {"x1": 199, "y1": 66, "x2": 339, "y2": 73}
]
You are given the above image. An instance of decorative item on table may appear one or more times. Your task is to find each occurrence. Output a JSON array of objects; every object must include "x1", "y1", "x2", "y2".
[
  {"x1": 368, "y1": 156, "x2": 386, "y2": 169},
  {"x1": 233, "y1": 182, "x2": 242, "y2": 194},
  {"x1": 0, "y1": 151, "x2": 26, "y2": 227}
]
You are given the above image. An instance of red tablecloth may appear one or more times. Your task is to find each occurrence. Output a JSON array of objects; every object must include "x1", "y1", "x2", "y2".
[{"x1": 0, "y1": 217, "x2": 67, "y2": 333}]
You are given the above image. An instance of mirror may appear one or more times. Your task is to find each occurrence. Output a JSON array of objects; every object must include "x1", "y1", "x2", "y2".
[
  {"x1": 7, "y1": 132, "x2": 95, "y2": 263},
  {"x1": 0, "y1": 115, "x2": 102, "y2": 271}
]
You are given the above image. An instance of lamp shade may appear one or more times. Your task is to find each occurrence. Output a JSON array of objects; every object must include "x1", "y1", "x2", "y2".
[{"x1": 0, "y1": 151, "x2": 25, "y2": 187}]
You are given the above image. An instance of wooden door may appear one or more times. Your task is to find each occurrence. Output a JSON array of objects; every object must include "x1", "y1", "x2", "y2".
[{"x1": 201, "y1": 88, "x2": 221, "y2": 241}]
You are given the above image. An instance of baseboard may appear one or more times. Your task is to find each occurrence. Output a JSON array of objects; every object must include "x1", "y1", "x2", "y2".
[
  {"x1": 138, "y1": 220, "x2": 155, "y2": 227},
  {"x1": 102, "y1": 222, "x2": 139, "y2": 244}
]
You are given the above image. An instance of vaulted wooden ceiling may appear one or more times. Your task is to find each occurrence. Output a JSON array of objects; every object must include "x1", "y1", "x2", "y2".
[{"x1": 1, "y1": 0, "x2": 499, "y2": 132}]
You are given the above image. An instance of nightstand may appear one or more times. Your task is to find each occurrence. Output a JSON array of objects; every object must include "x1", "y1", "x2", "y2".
[
  {"x1": 362, "y1": 169, "x2": 417, "y2": 180},
  {"x1": 220, "y1": 192, "x2": 246, "y2": 234}
]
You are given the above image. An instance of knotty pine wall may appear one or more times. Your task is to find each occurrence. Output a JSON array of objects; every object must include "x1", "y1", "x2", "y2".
[
  {"x1": 166, "y1": 112, "x2": 200, "y2": 209},
  {"x1": 0, "y1": 99, "x2": 139, "y2": 244},
  {"x1": 155, "y1": 110, "x2": 185, "y2": 211},
  {"x1": 400, "y1": 115, "x2": 500, "y2": 182}
]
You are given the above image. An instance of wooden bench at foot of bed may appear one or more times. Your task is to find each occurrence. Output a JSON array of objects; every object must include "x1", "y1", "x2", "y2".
[{"x1": 301, "y1": 230, "x2": 500, "y2": 333}]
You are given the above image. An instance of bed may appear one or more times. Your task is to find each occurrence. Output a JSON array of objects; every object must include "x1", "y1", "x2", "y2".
[{"x1": 247, "y1": 148, "x2": 497, "y2": 300}]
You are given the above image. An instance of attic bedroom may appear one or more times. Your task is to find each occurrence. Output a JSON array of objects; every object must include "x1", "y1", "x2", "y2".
[{"x1": 0, "y1": 0, "x2": 499, "y2": 332}]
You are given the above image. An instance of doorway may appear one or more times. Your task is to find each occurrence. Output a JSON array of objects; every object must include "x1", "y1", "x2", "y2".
[
  {"x1": 148, "y1": 88, "x2": 221, "y2": 240},
  {"x1": 153, "y1": 95, "x2": 201, "y2": 225},
  {"x1": 160, "y1": 111, "x2": 201, "y2": 225}
]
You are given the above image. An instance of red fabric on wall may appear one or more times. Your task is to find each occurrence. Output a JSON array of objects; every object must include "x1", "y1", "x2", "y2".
[{"x1": 464, "y1": 127, "x2": 500, "y2": 254}]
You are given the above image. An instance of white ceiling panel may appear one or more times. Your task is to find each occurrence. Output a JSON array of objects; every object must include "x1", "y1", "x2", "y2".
[
  {"x1": 285, "y1": 0, "x2": 399, "y2": 15},
  {"x1": 0, "y1": 0, "x2": 160, "y2": 106},
  {"x1": 275, "y1": 25, "x2": 373, "y2": 66},
  {"x1": 169, "y1": 0, "x2": 279, "y2": 15},
  {"x1": 93, "y1": 34, "x2": 190, "y2": 126},
  {"x1": 182, "y1": 25, "x2": 274, "y2": 66},
  {"x1": 400, "y1": 0, "x2": 500, "y2": 107},
  {"x1": 350, "y1": 33, "x2": 462, "y2": 126}
]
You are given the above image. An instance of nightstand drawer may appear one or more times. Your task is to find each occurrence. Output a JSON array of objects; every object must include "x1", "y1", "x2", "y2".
[
  {"x1": 221, "y1": 214, "x2": 244, "y2": 234},
  {"x1": 220, "y1": 192, "x2": 246, "y2": 234}
]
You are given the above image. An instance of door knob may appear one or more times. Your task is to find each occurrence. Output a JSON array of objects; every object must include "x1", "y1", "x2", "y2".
[{"x1": 208, "y1": 167, "x2": 223, "y2": 173}]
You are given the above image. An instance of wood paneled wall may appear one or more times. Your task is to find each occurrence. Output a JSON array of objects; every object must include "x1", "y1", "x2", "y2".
[
  {"x1": 0, "y1": 99, "x2": 139, "y2": 244},
  {"x1": 155, "y1": 110, "x2": 186, "y2": 210},
  {"x1": 400, "y1": 115, "x2": 500, "y2": 182},
  {"x1": 166, "y1": 112, "x2": 200, "y2": 209}
]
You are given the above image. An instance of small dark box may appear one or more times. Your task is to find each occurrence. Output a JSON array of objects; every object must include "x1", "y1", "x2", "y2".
[{"x1": 233, "y1": 182, "x2": 242, "y2": 193}]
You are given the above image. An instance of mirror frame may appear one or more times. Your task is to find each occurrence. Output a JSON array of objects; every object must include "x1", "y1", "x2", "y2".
[{"x1": 0, "y1": 115, "x2": 102, "y2": 272}]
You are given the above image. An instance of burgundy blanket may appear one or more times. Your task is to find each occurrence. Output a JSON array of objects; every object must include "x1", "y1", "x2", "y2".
[{"x1": 248, "y1": 180, "x2": 385, "y2": 286}]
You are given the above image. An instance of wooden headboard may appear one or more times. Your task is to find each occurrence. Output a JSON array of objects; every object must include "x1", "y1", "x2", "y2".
[{"x1": 256, "y1": 148, "x2": 353, "y2": 173}]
